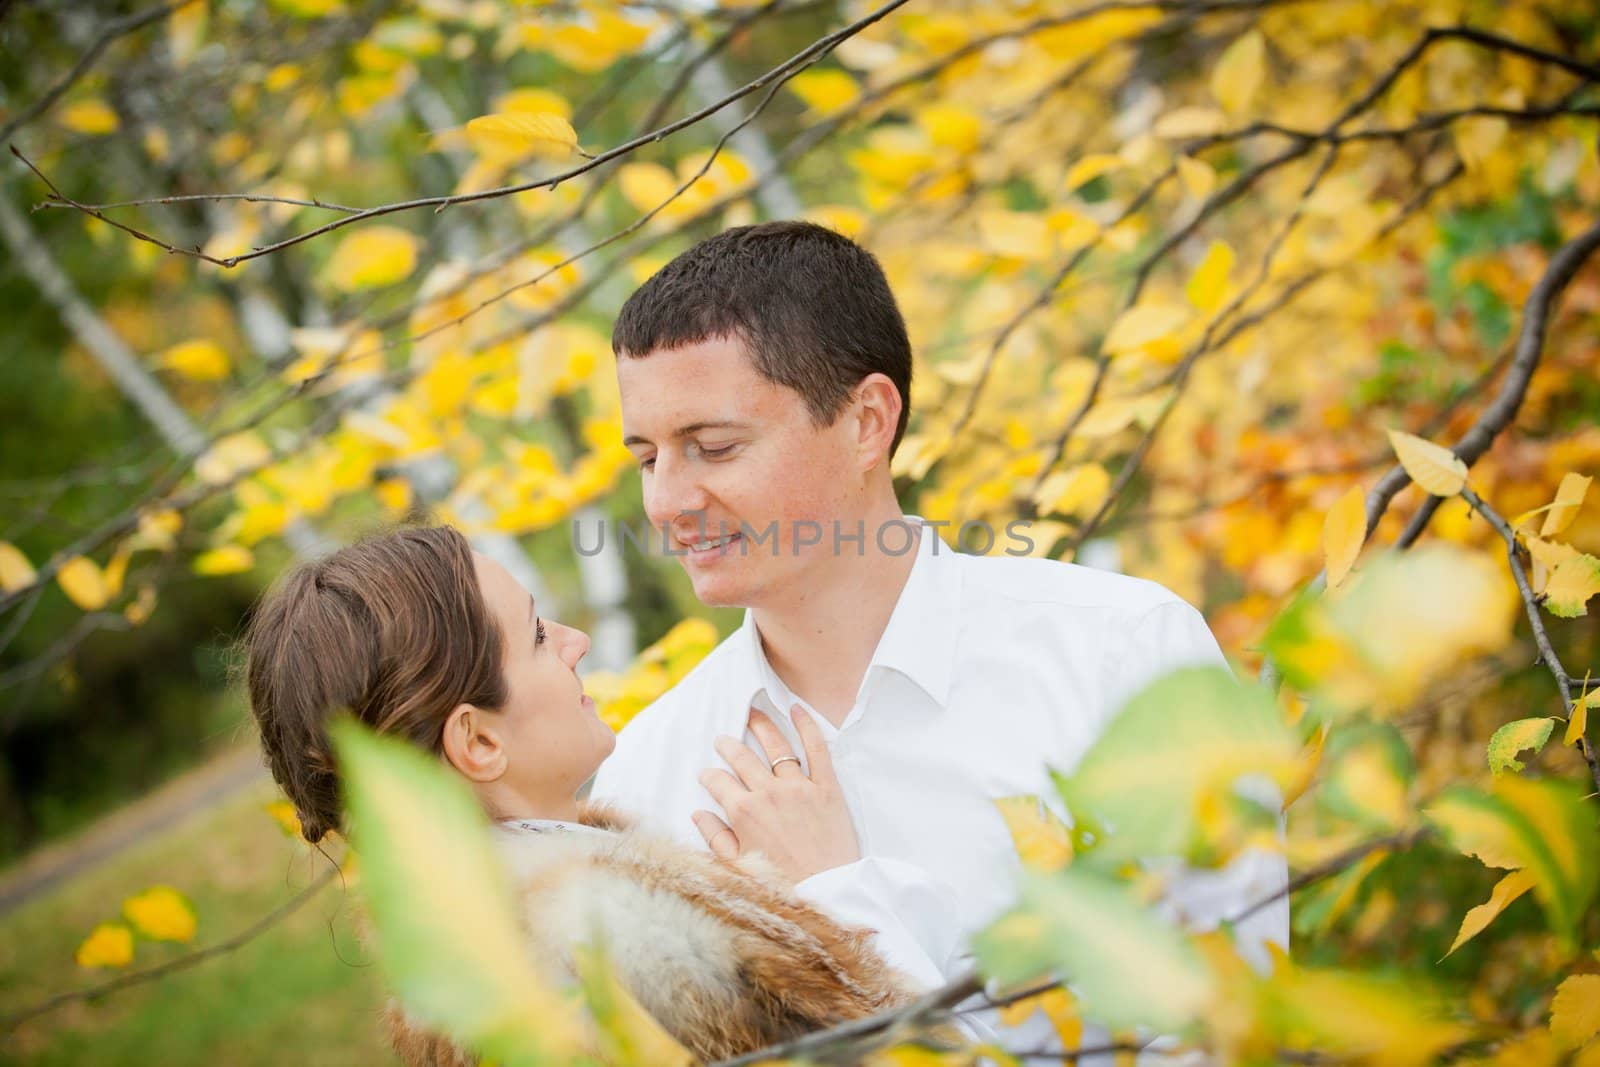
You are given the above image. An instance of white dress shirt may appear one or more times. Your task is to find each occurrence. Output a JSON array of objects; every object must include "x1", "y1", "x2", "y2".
[{"x1": 589, "y1": 520, "x2": 1288, "y2": 1061}]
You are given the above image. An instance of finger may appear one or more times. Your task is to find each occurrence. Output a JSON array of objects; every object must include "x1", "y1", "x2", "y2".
[
  {"x1": 714, "y1": 735, "x2": 774, "y2": 791},
  {"x1": 746, "y1": 708, "x2": 801, "y2": 775},
  {"x1": 692, "y1": 810, "x2": 739, "y2": 859},
  {"x1": 698, "y1": 767, "x2": 747, "y2": 811},
  {"x1": 790, "y1": 704, "x2": 836, "y2": 782}
]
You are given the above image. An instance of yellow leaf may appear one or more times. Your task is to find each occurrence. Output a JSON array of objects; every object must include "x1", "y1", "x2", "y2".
[
  {"x1": 1446, "y1": 870, "x2": 1529, "y2": 959},
  {"x1": 1185, "y1": 239, "x2": 1235, "y2": 313},
  {"x1": 1455, "y1": 115, "x2": 1508, "y2": 172},
  {"x1": 994, "y1": 796, "x2": 1073, "y2": 872},
  {"x1": 1211, "y1": 30, "x2": 1266, "y2": 114},
  {"x1": 616, "y1": 162, "x2": 678, "y2": 214},
  {"x1": 1386, "y1": 430, "x2": 1467, "y2": 497},
  {"x1": 1102, "y1": 302, "x2": 1189, "y2": 355},
  {"x1": 158, "y1": 339, "x2": 231, "y2": 382},
  {"x1": 978, "y1": 210, "x2": 1052, "y2": 261},
  {"x1": 124, "y1": 585, "x2": 157, "y2": 626},
  {"x1": 76, "y1": 923, "x2": 134, "y2": 968},
  {"x1": 462, "y1": 111, "x2": 578, "y2": 161},
  {"x1": 1551, "y1": 974, "x2": 1600, "y2": 1049},
  {"x1": 1541, "y1": 472, "x2": 1593, "y2": 538},
  {"x1": 1567, "y1": 690, "x2": 1593, "y2": 747},
  {"x1": 193, "y1": 545, "x2": 255, "y2": 576},
  {"x1": 1152, "y1": 106, "x2": 1225, "y2": 139},
  {"x1": 324, "y1": 226, "x2": 419, "y2": 292},
  {"x1": 167, "y1": 1, "x2": 207, "y2": 67},
  {"x1": 1064, "y1": 154, "x2": 1123, "y2": 190},
  {"x1": 123, "y1": 886, "x2": 198, "y2": 943},
  {"x1": 1033, "y1": 463, "x2": 1110, "y2": 517},
  {"x1": 804, "y1": 204, "x2": 867, "y2": 240},
  {"x1": 1176, "y1": 155, "x2": 1216, "y2": 200},
  {"x1": 789, "y1": 69, "x2": 859, "y2": 117},
  {"x1": 375, "y1": 477, "x2": 413, "y2": 516},
  {"x1": 0, "y1": 541, "x2": 37, "y2": 592},
  {"x1": 1323, "y1": 485, "x2": 1367, "y2": 590},
  {"x1": 102, "y1": 542, "x2": 132, "y2": 598},
  {"x1": 493, "y1": 87, "x2": 572, "y2": 120},
  {"x1": 1525, "y1": 535, "x2": 1579, "y2": 593},
  {"x1": 57, "y1": 556, "x2": 109, "y2": 611},
  {"x1": 1545, "y1": 553, "x2": 1600, "y2": 618},
  {"x1": 916, "y1": 102, "x2": 981, "y2": 154},
  {"x1": 59, "y1": 99, "x2": 120, "y2": 135},
  {"x1": 1265, "y1": 960, "x2": 1471, "y2": 1064}
]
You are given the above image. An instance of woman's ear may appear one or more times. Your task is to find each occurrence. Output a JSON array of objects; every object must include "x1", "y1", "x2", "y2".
[{"x1": 440, "y1": 703, "x2": 508, "y2": 783}]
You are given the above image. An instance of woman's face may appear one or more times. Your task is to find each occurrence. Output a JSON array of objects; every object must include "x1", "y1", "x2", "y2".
[{"x1": 471, "y1": 551, "x2": 616, "y2": 808}]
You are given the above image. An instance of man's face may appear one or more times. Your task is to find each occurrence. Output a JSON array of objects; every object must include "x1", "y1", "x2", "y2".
[{"x1": 617, "y1": 334, "x2": 861, "y2": 608}]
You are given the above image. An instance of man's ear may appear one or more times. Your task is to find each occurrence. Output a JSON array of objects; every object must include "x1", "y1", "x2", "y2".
[
  {"x1": 440, "y1": 703, "x2": 508, "y2": 783},
  {"x1": 852, "y1": 373, "x2": 902, "y2": 472}
]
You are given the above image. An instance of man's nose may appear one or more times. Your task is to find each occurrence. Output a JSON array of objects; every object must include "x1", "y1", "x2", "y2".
[{"x1": 644, "y1": 453, "x2": 708, "y2": 532}]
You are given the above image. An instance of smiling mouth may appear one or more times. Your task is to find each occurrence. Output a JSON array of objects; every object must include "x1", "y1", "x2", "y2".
[{"x1": 685, "y1": 532, "x2": 741, "y2": 553}]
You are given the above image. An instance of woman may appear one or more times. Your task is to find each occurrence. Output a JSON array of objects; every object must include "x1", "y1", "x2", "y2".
[{"x1": 243, "y1": 525, "x2": 914, "y2": 1065}]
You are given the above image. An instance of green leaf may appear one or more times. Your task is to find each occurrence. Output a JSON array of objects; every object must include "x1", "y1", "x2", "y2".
[
  {"x1": 331, "y1": 719, "x2": 586, "y2": 1066},
  {"x1": 1485, "y1": 717, "x2": 1556, "y2": 776},
  {"x1": 570, "y1": 940, "x2": 694, "y2": 1067},
  {"x1": 1056, "y1": 666, "x2": 1298, "y2": 864},
  {"x1": 1424, "y1": 776, "x2": 1600, "y2": 944},
  {"x1": 1318, "y1": 722, "x2": 1415, "y2": 832},
  {"x1": 973, "y1": 867, "x2": 1212, "y2": 1035},
  {"x1": 1262, "y1": 546, "x2": 1515, "y2": 714}
]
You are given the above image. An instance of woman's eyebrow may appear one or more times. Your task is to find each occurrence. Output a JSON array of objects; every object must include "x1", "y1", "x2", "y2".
[{"x1": 528, "y1": 594, "x2": 536, "y2": 623}]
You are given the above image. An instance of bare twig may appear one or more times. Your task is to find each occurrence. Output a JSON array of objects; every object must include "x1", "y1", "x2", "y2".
[{"x1": 18, "y1": 0, "x2": 917, "y2": 267}]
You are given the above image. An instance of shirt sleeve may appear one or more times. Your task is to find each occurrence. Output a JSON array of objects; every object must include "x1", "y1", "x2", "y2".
[
  {"x1": 795, "y1": 856, "x2": 1000, "y2": 1046},
  {"x1": 793, "y1": 856, "x2": 965, "y2": 990},
  {"x1": 1106, "y1": 599, "x2": 1290, "y2": 973}
]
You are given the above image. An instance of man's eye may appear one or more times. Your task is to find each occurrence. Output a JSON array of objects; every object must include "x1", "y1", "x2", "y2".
[
  {"x1": 697, "y1": 444, "x2": 735, "y2": 459},
  {"x1": 637, "y1": 456, "x2": 655, "y2": 471}
]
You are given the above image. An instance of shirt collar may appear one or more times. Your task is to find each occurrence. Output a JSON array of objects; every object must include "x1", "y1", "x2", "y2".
[{"x1": 729, "y1": 516, "x2": 963, "y2": 714}]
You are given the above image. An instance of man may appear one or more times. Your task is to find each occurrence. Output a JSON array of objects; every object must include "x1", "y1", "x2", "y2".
[{"x1": 588, "y1": 221, "x2": 1287, "y2": 1055}]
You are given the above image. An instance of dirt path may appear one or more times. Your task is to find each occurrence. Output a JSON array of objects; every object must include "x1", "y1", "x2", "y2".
[{"x1": 0, "y1": 746, "x2": 268, "y2": 915}]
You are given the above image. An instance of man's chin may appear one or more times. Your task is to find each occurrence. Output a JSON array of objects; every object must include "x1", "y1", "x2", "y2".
[{"x1": 684, "y1": 567, "x2": 752, "y2": 610}]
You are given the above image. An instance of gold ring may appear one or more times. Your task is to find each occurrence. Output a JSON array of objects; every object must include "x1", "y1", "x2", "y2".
[{"x1": 770, "y1": 755, "x2": 802, "y2": 773}]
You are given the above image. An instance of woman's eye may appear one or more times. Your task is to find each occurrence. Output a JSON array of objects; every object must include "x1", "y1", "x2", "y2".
[{"x1": 535, "y1": 619, "x2": 547, "y2": 645}]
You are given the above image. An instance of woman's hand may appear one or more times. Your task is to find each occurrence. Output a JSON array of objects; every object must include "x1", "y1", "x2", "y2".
[{"x1": 693, "y1": 705, "x2": 861, "y2": 884}]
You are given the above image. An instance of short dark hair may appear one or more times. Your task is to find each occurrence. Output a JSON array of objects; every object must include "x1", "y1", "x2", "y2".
[{"x1": 612, "y1": 221, "x2": 913, "y2": 455}]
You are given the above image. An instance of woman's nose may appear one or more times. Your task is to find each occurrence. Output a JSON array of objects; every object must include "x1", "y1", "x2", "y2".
[{"x1": 559, "y1": 622, "x2": 591, "y2": 668}]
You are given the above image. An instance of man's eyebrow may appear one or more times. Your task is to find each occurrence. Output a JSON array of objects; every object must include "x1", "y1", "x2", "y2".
[{"x1": 622, "y1": 420, "x2": 746, "y2": 447}]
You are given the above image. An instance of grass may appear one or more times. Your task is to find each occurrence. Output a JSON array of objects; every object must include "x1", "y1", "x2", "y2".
[{"x1": 0, "y1": 781, "x2": 398, "y2": 1066}]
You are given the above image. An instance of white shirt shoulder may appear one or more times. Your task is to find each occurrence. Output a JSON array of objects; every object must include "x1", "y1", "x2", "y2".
[{"x1": 952, "y1": 550, "x2": 1189, "y2": 615}]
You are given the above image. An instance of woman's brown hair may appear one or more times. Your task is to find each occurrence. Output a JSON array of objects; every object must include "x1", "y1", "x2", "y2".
[{"x1": 243, "y1": 525, "x2": 506, "y2": 843}]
